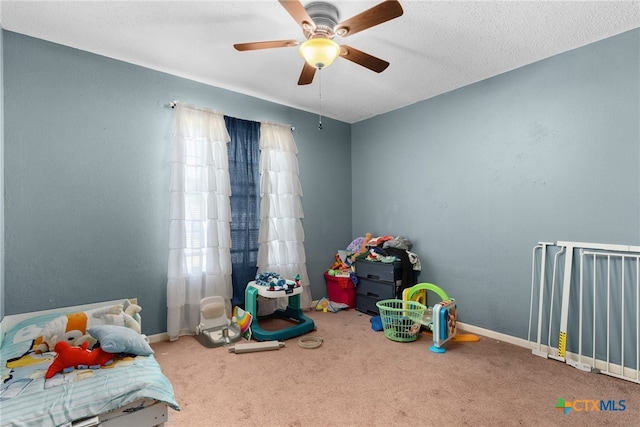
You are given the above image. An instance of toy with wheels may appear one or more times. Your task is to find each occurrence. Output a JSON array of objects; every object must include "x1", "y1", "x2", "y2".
[
  {"x1": 245, "y1": 276, "x2": 315, "y2": 342},
  {"x1": 403, "y1": 283, "x2": 477, "y2": 353}
]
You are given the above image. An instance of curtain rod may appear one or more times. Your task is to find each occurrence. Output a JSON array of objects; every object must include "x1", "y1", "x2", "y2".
[{"x1": 168, "y1": 100, "x2": 295, "y2": 131}]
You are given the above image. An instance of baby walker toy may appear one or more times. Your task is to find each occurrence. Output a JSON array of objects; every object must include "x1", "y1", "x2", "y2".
[
  {"x1": 402, "y1": 283, "x2": 458, "y2": 353},
  {"x1": 244, "y1": 273, "x2": 315, "y2": 342}
]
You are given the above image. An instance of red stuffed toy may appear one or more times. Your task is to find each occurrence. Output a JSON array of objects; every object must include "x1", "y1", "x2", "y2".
[{"x1": 45, "y1": 341, "x2": 113, "y2": 379}]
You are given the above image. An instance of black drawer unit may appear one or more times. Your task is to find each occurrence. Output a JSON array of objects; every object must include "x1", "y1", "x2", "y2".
[
  {"x1": 356, "y1": 278, "x2": 396, "y2": 301},
  {"x1": 355, "y1": 259, "x2": 402, "y2": 315},
  {"x1": 355, "y1": 278, "x2": 396, "y2": 316},
  {"x1": 355, "y1": 259, "x2": 401, "y2": 282},
  {"x1": 354, "y1": 293, "x2": 384, "y2": 317}
]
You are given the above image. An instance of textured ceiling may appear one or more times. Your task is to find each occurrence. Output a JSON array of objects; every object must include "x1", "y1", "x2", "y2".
[{"x1": 1, "y1": 1, "x2": 639, "y2": 123}]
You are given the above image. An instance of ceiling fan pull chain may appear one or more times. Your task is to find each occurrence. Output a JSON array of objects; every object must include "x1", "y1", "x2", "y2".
[{"x1": 318, "y1": 68, "x2": 323, "y2": 130}]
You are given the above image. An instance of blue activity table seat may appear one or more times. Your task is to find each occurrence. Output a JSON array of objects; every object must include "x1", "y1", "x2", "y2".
[{"x1": 245, "y1": 280, "x2": 315, "y2": 341}]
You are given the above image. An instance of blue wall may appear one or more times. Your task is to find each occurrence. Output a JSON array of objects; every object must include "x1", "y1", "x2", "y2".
[
  {"x1": 0, "y1": 25, "x2": 4, "y2": 321},
  {"x1": 2, "y1": 31, "x2": 352, "y2": 334},
  {"x1": 351, "y1": 28, "x2": 640, "y2": 339},
  {"x1": 2, "y1": 28, "x2": 639, "y2": 340}
]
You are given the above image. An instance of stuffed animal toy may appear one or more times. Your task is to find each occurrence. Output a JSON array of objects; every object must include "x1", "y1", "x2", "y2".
[
  {"x1": 45, "y1": 340, "x2": 113, "y2": 379},
  {"x1": 33, "y1": 302, "x2": 141, "y2": 354},
  {"x1": 329, "y1": 252, "x2": 349, "y2": 271}
]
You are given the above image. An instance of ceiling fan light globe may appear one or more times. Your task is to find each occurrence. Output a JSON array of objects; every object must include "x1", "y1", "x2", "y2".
[{"x1": 299, "y1": 38, "x2": 340, "y2": 69}]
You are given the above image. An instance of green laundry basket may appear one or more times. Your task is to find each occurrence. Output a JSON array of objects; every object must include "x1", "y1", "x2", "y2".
[{"x1": 376, "y1": 299, "x2": 426, "y2": 342}]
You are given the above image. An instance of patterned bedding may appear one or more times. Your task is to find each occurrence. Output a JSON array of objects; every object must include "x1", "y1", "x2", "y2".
[{"x1": 0, "y1": 305, "x2": 180, "y2": 427}]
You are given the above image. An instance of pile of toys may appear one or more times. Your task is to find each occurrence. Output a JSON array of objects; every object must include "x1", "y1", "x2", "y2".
[{"x1": 326, "y1": 232, "x2": 374, "y2": 278}]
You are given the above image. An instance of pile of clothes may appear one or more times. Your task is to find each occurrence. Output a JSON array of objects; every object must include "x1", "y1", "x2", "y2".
[{"x1": 327, "y1": 234, "x2": 423, "y2": 293}]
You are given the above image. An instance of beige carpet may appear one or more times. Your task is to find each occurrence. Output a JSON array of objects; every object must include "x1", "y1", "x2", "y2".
[{"x1": 152, "y1": 309, "x2": 639, "y2": 426}]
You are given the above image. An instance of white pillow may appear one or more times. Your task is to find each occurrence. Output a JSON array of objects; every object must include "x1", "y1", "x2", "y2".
[{"x1": 87, "y1": 325, "x2": 154, "y2": 356}]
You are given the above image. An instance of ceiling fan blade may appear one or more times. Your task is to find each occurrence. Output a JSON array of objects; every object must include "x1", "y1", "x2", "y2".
[
  {"x1": 297, "y1": 62, "x2": 316, "y2": 85},
  {"x1": 339, "y1": 45, "x2": 389, "y2": 73},
  {"x1": 334, "y1": 0, "x2": 403, "y2": 37},
  {"x1": 234, "y1": 40, "x2": 299, "y2": 51},
  {"x1": 278, "y1": 0, "x2": 315, "y2": 32}
]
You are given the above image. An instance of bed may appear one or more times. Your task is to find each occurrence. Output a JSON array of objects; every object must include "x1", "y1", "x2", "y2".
[{"x1": 0, "y1": 299, "x2": 180, "y2": 427}]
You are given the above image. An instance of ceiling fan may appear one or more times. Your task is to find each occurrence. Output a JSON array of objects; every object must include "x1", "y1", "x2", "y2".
[{"x1": 233, "y1": 0, "x2": 403, "y2": 85}]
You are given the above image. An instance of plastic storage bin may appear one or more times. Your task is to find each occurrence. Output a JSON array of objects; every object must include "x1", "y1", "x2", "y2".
[{"x1": 324, "y1": 272, "x2": 356, "y2": 308}]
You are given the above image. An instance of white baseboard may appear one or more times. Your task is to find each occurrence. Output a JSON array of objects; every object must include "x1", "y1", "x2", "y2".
[
  {"x1": 148, "y1": 332, "x2": 170, "y2": 344},
  {"x1": 457, "y1": 321, "x2": 531, "y2": 349},
  {"x1": 146, "y1": 321, "x2": 531, "y2": 348}
]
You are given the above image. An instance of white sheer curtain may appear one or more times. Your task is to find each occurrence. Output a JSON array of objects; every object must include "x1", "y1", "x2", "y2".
[
  {"x1": 167, "y1": 104, "x2": 232, "y2": 340},
  {"x1": 257, "y1": 122, "x2": 312, "y2": 314}
]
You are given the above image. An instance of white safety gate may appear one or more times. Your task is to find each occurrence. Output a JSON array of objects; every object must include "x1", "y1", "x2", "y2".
[{"x1": 528, "y1": 241, "x2": 640, "y2": 384}]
